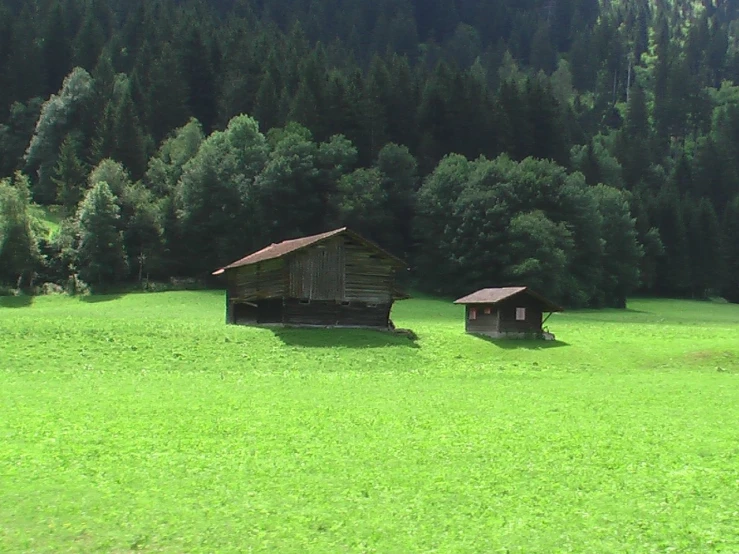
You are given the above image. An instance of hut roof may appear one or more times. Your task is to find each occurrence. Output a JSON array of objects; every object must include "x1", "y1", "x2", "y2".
[
  {"x1": 212, "y1": 227, "x2": 406, "y2": 275},
  {"x1": 454, "y1": 287, "x2": 563, "y2": 312}
]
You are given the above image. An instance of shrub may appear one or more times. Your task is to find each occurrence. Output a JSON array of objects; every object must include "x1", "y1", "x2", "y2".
[
  {"x1": 40, "y1": 282, "x2": 65, "y2": 295},
  {"x1": 65, "y1": 274, "x2": 90, "y2": 296}
]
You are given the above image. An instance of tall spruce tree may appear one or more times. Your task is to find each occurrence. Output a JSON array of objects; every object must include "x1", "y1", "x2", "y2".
[{"x1": 75, "y1": 181, "x2": 128, "y2": 286}]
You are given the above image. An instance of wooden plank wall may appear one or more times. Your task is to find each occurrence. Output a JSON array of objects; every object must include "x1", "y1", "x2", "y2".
[
  {"x1": 465, "y1": 306, "x2": 501, "y2": 334},
  {"x1": 288, "y1": 238, "x2": 345, "y2": 301},
  {"x1": 230, "y1": 259, "x2": 287, "y2": 301},
  {"x1": 497, "y1": 296, "x2": 544, "y2": 333},
  {"x1": 344, "y1": 239, "x2": 394, "y2": 303}
]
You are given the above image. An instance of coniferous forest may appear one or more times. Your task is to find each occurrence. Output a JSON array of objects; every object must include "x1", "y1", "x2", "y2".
[{"x1": 1, "y1": 0, "x2": 739, "y2": 307}]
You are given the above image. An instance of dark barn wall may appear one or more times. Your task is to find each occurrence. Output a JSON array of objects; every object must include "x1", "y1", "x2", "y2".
[
  {"x1": 232, "y1": 302, "x2": 257, "y2": 324},
  {"x1": 497, "y1": 295, "x2": 544, "y2": 334},
  {"x1": 462, "y1": 294, "x2": 553, "y2": 337},
  {"x1": 257, "y1": 299, "x2": 284, "y2": 324},
  {"x1": 464, "y1": 305, "x2": 501, "y2": 334},
  {"x1": 283, "y1": 299, "x2": 392, "y2": 328}
]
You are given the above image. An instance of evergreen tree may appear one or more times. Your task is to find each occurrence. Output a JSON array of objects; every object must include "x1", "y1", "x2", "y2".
[
  {"x1": 142, "y1": 43, "x2": 190, "y2": 144},
  {"x1": 375, "y1": 143, "x2": 418, "y2": 256},
  {"x1": 652, "y1": 186, "x2": 691, "y2": 296},
  {"x1": 73, "y1": 9, "x2": 106, "y2": 72},
  {"x1": 591, "y1": 185, "x2": 643, "y2": 308},
  {"x1": 109, "y1": 79, "x2": 150, "y2": 180},
  {"x1": 180, "y1": 27, "x2": 217, "y2": 133},
  {"x1": 529, "y1": 21, "x2": 557, "y2": 75},
  {"x1": 41, "y1": 2, "x2": 73, "y2": 95},
  {"x1": 75, "y1": 181, "x2": 128, "y2": 286},
  {"x1": 686, "y1": 198, "x2": 723, "y2": 297},
  {"x1": 52, "y1": 134, "x2": 88, "y2": 211},
  {"x1": 721, "y1": 196, "x2": 739, "y2": 302}
]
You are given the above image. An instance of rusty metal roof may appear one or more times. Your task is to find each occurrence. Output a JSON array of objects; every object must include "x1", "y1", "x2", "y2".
[
  {"x1": 213, "y1": 227, "x2": 406, "y2": 274},
  {"x1": 454, "y1": 287, "x2": 563, "y2": 312}
]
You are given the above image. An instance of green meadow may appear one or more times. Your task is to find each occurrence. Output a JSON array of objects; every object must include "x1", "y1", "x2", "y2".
[{"x1": 1, "y1": 292, "x2": 738, "y2": 553}]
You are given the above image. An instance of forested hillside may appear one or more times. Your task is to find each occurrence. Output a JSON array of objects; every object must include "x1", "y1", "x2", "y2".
[{"x1": 1, "y1": 0, "x2": 738, "y2": 306}]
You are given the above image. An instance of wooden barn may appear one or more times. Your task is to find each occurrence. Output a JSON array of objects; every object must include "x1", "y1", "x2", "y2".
[
  {"x1": 212, "y1": 228, "x2": 407, "y2": 329},
  {"x1": 454, "y1": 287, "x2": 563, "y2": 339}
]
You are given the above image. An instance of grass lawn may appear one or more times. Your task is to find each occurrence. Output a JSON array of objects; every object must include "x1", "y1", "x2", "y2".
[{"x1": 1, "y1": 292, "x2": 738, "y2": 553}]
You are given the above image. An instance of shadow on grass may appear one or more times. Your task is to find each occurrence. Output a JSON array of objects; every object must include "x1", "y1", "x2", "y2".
[
  {"x1": 473, "y1": 335, "x2": 571, "y2": 350},
  {"x1": 79, "y1": 293, "x2": 125, "y2": 304},
  {"x1": 271, "y1": 327, "x2": 420, "y2": 349},
  {"x1": 0, "y1": 295, "x2": 34, "y2": 308}
]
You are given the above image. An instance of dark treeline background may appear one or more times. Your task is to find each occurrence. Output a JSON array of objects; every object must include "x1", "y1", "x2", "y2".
[{"x1": 1, "y1": 0, "x2": 739, "y2": 307}]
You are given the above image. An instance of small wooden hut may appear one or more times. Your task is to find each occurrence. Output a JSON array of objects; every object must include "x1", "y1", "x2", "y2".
[
  {"x1": 454, "y1": 287, "x2": 563, "y2": 339},
  {"x1": 213, "y1": 228, "x2": 407, "y2": 329}
]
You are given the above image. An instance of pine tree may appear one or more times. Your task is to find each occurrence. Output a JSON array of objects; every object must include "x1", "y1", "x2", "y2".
[
  {"x1": 109, "y1": 81, "x2": 150, "y2": 180},
  {"x1": 253, "y1": 68, "x2": 283, "y2": 133},
  {"x1": 687, "y1": 198, "x2": 723, "y2": 298},
  {"x1": 529, "y1": 21, "x2": 557, "y2": 75},
  {"x1": 653, "y1": 186, "x2": 691, "y2": 296},
  {"x1": 73, "y1": 9, "x2": 106, "y2": 72},
  {"x1": 180, "y1": 27, "x2": 217, "y2": 133},
  {"x1": 75, "y1": 181, "x2": 128, "y2": 286},
  {"x1": 52, "y1": 134, "x2": 88, "y2": 211},
  {"x1": 721, "y1": 196, "x2": 739, "y2": 302},
  {"x1": 142, "y1": 43, "x2": 189, "y2": 143},
  {"x1": 41, "y1": 2, "x2": 72, "y2": 95}
]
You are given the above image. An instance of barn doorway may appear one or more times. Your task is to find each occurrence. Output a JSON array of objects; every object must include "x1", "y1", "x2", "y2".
[{"x1": 232, "y1": 303, "x2": 258, "y2": 324}]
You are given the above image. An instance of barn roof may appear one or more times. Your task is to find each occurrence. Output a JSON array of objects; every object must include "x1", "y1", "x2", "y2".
[
  {"x1": 212, "y1": 227, "x2": 406, "y2": 275},
  {"x1": 454, "y1": 287, "x2": 563, "y2": 312}
]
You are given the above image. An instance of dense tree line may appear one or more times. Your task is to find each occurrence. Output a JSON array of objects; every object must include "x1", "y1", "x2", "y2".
[{"x1": 1, "y1": 0, "x2": 738, "y2": 305}]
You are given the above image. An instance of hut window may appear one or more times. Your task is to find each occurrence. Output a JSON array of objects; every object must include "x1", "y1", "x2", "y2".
[
  {"x1": 300, "y1": 299, "x2": 311, "y2": 305},
  {"x1": 469, "y1": 307, "x2": 477, "y2": 320},
  {"x1": 341, "y1": 301, "x2": 350, "y2": 306},
  {"x1": 484, "y1": 307, "x2": 491, "y2": 315},
  {"x1": 516, "y1": 307, "x2": 526, "y2": 320}
]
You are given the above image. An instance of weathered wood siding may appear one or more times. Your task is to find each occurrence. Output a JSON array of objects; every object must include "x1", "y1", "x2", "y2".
[
  {"x1": 344, "y1": 238, "x2": 395, "y2": 303},
  {"x1": 464, "y1": 305, "x2": 501, "y2": 334},
  {"x1": 283, "y1": 299, "x2": 392, "y2": 328},
  {"x1": 497, "y1": 296, "x2": 544, "y2": 334},
  {"x1": 462, "y1": 295, "x2": 553, "y2": 336},
  {"x1": 288, "y1": 237, "x2": 345, "y2": 301},
  {"x1": 224, "y1": 232, "x2": 403, "y2": 328},
  {"x1": 229, "y1": 259, "x2": 287, "y2": 301}
]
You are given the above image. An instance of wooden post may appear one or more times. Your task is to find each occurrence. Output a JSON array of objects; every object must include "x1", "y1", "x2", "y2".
[{"x1": 225, "y1": 288, "x2": 233, "y2": 324}]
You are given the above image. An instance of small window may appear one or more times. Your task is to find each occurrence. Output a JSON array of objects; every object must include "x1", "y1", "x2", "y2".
[
  {"x1": 341, "y1": 301, "x2": 351, "y2": 306},
  {"x1": 300, "y1": 299, "x2": 311, "y2": 305},
  {"x1": 484, "y1": 307, "x2": 491, "y2": 315},
  {"x1": 469, "y1": 307, "x2": 477, "y2": 320},
  {"x1": 516, "y1": 307, "x2": 526, "y2": 321}
]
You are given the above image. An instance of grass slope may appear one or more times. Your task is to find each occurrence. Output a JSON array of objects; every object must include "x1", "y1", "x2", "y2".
[
  {"x1": 29, "y1": 205, "x2": 64, "y2": 239},
  {"x1": 1, "y1": 293, "x2": 738, "y2": 553}
]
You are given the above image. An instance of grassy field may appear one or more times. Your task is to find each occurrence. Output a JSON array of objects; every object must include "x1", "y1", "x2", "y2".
[{"x1": 1, "y1": 292, "x2": 738, "y2": 553}]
